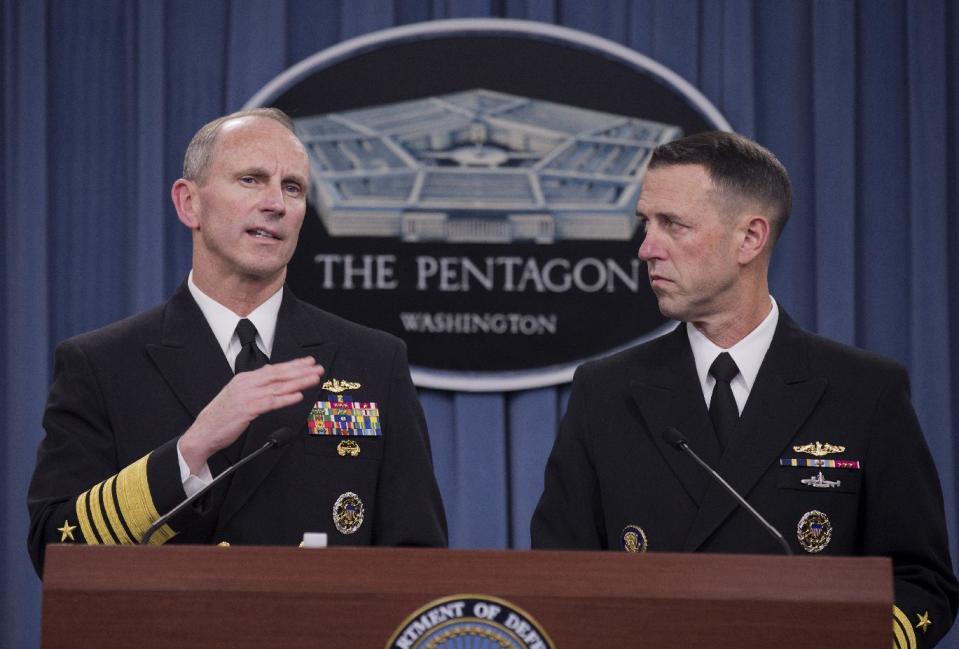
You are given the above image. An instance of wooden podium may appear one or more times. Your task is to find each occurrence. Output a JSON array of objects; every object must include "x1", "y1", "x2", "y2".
[{"x1": 41, "y1": 544, "x2": 891, "y2": 648}]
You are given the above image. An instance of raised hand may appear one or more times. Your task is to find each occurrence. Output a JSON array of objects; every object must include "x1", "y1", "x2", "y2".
[{"x1": 179, "y1": 356, "x2": 324, "y2": 472}]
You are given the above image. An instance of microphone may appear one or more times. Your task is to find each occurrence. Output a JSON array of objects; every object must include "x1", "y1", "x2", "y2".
[
  {"x1": 662, "y1": 427, "x2": 793, "y2": 555},
  {"x1": 140, "y1": 427, "x2": 297, "y2": 545}
]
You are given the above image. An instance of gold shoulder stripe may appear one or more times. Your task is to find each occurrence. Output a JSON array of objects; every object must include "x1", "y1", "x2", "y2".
[
  {"x1": 115, "y1": 453, "x2": 175, "y2": 545},
  {"x1": 893, "y1": 605, "x2": 917, "y2": 649}
]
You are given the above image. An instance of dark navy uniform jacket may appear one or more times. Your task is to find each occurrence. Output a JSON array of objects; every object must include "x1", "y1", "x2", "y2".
[
  {"x1": 532, "y1": 311, "x2": 958, "y2": 648},
  {"x1": 28, "y1": 283, "x2": 447, "y2": 573}
]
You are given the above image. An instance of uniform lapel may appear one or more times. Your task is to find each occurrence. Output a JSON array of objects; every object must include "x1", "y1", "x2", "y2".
[
  {"x1": 215, "y1": 289, "x2": 339, "y2": 532},
  {"x1": 146, "y1": 283, "x2": 234, "y2": 428},
  {"x1": 629, "y1": 324, "x2": 719, "y2": 507},
  {"x1": 682, "y1": 312, "x2": 827, "y2": 551}
]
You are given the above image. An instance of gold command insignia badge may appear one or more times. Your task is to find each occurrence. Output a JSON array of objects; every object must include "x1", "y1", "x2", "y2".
[
  {"x1": 793, "y1": 441, "x2": 846, "y2": 457},
  {"x1": 916, "y1": 611, "x2": 932, "y2": 633},
  {"x1": 337, "y1": 439, "x2": 361, "y2": 457},
  {"x1": 333, "y1": 491, "x2": 364, "y2": 534},
  {"x1": 797, "y1": 510, "x2": 832, "y2": 553},
  {"x1": 322, "y1": 378, "x2": 362, "y2": 393},
  {"x1": 621, "y1": 524, "x2": 648, "y2": 553}
]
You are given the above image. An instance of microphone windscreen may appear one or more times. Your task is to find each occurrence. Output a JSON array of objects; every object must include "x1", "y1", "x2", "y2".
[
  {"x1": 268, "y1": 427, "x2": 297, "y2": 448},
  {"x1": 662, "y1": 427, "x2": 686, "y2": 449}
]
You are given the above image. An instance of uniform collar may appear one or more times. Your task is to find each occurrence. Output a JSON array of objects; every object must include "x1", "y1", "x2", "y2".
[
  {"x1": 686, "y1": 296, "x2": 779, "y2": 397},
  {"x1": 187, "y1": 270, "x2": 283, "y2": 359}
]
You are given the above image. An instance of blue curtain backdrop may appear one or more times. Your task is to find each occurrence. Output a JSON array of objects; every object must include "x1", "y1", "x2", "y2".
[{"x1": 3, "y1": 1, "x2": 959, "y2": 647}]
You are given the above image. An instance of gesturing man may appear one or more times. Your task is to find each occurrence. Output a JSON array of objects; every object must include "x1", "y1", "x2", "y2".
[
  {"x1": 532, "y1": 131, "x2": 957, "y2": 648},
  {"x1": 28, "y1": 108, "x2": 447, "y2": 574}
]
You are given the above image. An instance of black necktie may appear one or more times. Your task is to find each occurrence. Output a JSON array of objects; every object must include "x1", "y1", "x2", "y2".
[
  {"x1": 234, "y1": 319, "x2": 268, "y2": 374},
  {"x1": 223, "y1": 319, "x2": 268, "y2": 463},
  {"x1": 708, "y1": 352, "x2": 740, "y2": 450}
]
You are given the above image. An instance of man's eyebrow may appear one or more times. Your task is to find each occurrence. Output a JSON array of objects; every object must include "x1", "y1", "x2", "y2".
[
  {"x1": 237, "y1": 166, "x2": 270, "y2": 178},
  {"x1": 284, "y1": 173, "x2": 308, "y2": 187},
  {"x1": 636, "y1": 209, "x2": 681, "y2": 221}
]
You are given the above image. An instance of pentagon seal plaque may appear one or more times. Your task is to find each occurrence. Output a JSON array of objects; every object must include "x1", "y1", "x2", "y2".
[{"x1": 246, "y1": 19, "x2": 730, "y2": 391}]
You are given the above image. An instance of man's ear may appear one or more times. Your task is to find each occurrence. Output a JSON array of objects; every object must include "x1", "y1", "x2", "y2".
[
  {"x1": 171, "y1": 178, "x2": 200, "y2": 229},
  {"x1": 737, "y1": 214, "x2": 770, "y2": 265}
]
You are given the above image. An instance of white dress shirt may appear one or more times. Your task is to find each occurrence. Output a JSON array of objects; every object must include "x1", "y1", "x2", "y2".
[
  {"x1": 176, "y1": 271, "x2": 283, "y2": 495},
  {"x1": 686, "y1": 297, "x2": 779, "y2": 415}
]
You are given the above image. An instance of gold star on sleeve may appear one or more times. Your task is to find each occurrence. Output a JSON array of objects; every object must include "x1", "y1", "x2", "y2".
[
  {"x1": 57, "y1": 520, "x2": 77, "y2": 542},
  {"x1": 915, "y1": 611, "x2": 932, "y2": 633}
]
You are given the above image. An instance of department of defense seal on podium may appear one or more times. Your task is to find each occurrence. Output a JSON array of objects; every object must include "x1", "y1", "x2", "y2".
[{"x1": 385, "y1": 594, "x2": 555, "y2": 649}]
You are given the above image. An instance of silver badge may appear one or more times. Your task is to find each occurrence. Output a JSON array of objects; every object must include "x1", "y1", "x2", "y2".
[
  {"x1": 800, "y1": 471, "x2": 841, "y2": 489},
  {"x1": 333, "y1": 492, "x2": 365, "y2": 535},
  {"x1": 797, "y1": 510, "x2": 832, "y2": 553}
]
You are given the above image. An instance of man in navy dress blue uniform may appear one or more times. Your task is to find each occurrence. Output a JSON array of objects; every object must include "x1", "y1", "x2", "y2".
[
  {"x1": 532, "y1": 131, "x2": 957, "y2": 648},
  {"x1": 28, "y1": 108, "x2": 447, "y2": 574}
]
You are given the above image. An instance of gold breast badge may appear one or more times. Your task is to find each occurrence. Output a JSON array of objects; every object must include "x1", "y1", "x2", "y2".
[
  {"x1": 793, "y1": 441, "x2": 846, "y2": 457},
  {"x1": 322, "y1": 378, "x2": 362, "y2": 393},
  {"x1": 337, "y1": 439, "x2": 361, "y2": 457}
]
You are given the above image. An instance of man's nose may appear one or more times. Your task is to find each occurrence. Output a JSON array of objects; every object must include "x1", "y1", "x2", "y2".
[
  {"x1": 259, "y1": 182, "x2": 286, "y2": 214},
  {"x1": 638, "y1": 231, "x2": 658, "y2": 261}
]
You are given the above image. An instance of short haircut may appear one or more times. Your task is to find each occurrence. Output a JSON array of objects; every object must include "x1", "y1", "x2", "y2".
[
  {"x1": 182, "y1": 107, "x2": 296, "y2": 184},
  {"x1": 648, "y1": 131, "x2": 793, "y2": 242}
]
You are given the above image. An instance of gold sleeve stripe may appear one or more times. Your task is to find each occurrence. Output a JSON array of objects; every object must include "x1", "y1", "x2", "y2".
[
  {"x1": 98, "y1": 479, "x2": 123, "y2": 543},
  {"x1": 893, "y1": 605, "x2": 917, "y2": 649},
  {"x1": 75, "y1": 490, "x2": 96, "y2": 544},
  {"x1": 87, "y1": 482, "x2": 116, "y2": 544},
  {"x1": 100, "y1": 475, "x2": 133, "y2": 544},
  {"x1": 83, "y1": 486, "x2": 104, "y2": 543},
  {"x1": 70, "y1": 453, "x2": 175, "y2": 546},
  {"x1": 893, "y1": 617, "x2": 906, "y2": 649},
  {"x1": 114, "y1": 453, "x2": 175, "y2": 545},
  {"x1": 109, "y1": 475, "x2": 138, "y2": 543}
]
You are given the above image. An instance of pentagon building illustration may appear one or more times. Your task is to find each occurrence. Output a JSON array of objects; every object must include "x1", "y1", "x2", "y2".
[{"x1": 293, "y1": 89, "x2": 681, "y2": 244}]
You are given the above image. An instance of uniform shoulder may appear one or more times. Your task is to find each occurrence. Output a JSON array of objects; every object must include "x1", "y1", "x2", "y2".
[
  {"x1": 60, "y1": 302, "x2": 166, "y2": 354},
  {"x1": 575, "y1": 323, "x2": 681, "y2": 380},
  {"x1": 801, "y1": 329, "x2": 906, "y2": 378}
]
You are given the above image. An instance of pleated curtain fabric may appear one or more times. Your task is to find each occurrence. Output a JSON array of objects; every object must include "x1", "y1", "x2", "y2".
[{"x1": 3, "y1": 3, "x2": 959, "y2": 648}]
